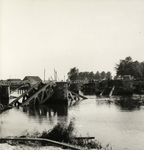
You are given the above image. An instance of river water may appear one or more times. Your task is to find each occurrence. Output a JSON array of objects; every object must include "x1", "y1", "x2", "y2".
[{"x1": 0, "y1": 92, "x2": 144, "y2": 150}]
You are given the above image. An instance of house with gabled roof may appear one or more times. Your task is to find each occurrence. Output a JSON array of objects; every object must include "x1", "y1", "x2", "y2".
[{"x1": 23, "y1": 76, "x2": 42, "y2": 85}]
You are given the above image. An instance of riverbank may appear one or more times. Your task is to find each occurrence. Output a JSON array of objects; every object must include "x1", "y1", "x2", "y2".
[
  {"x1": 0, "y1": 143, "x2": 64, "y2": 150},
  {"x1": 0, "y1": 143, "x2": 112, "y2": 150},
  {"x1": 0, "y1": 119, "x2": 109, "y2": 150}
]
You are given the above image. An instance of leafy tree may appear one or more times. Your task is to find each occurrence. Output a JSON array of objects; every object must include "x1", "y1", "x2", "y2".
[
  {"x1": 82, "y1": 72, "x2": 89, "y2": 80},
  {"x1": 115, "y1": 56, "x2": 143, "y2": 78},
  {"x1": 68, "y1": 67, "x2": 79, "y2": 81},
  {"x1": 106, "y1": 71, "x2": 112, "y2": 79},
  {"x1": 95, "y1": 71, "x2": 101, "y2": 80},
  {"x1": 89, "y1": 71, "x2": 94, "y2": 79},
  {"x1": 78, "y1": 72, "x2": 84, "y2": 80},
  {"x1": 100, "y1": 71, "x2": 106, "y2": 79},
  {"x1": 115, "y1": 56, "x2": 133, "y2": 76},
  {"x1": 130, "y1": 61, "x2": 142, "y2": 77}
]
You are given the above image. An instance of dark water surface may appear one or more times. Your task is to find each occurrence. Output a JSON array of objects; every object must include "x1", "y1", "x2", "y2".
[{"x1": 1, "y1": 93, "x2": 144, "y2": 150}]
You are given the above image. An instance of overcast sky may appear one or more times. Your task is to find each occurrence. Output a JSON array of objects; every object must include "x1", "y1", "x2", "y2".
[{"x1": 1, "y1": 0, "x2": 144, "y2": 80}]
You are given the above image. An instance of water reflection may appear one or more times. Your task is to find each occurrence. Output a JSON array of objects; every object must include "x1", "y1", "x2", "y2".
[
  {"x1": 21, "y1": 104, "x2": 68, "y2": 117},
  {"x1": 96, "y1": 96, "x2": 114, "y2": 106},
  {"x1": 95, "y1": 95, "x2": 144, "y2": 111},
  {"x1": 82, "y1": 91, "x2": 96, "y2": 95},
  {"x1": 115, "y1": 96, "x2": 143, "y2": 110}
]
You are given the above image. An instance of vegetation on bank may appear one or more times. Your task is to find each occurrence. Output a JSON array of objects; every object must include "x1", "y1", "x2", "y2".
[
  {"x1": 40, "y1": 119, "x2": 103, "y2": 149},
  {"x1": 1, "y1": 119, "x2": 112, "y2": 149}
]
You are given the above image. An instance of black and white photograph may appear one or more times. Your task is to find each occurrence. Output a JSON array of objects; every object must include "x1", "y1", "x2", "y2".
[{"x1": 0, "y1": 0, "x2": 144, "y2": 150}]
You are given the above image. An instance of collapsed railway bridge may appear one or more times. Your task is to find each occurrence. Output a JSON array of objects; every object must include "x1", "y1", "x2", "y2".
[{"x1": 9, "y1": 81, "x2": 87, "y2": 107}]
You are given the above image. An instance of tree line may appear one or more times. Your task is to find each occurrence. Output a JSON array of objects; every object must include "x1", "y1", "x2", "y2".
[
  {"x1": 68, "y1": 67, "x2": 112, "y2": 81},
  {"x1": 68, "y1": 56, "x2": 144, "y2": 82}
]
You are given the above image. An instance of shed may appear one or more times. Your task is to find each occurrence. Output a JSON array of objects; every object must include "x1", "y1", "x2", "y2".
[{"x1": 23, "y1": 76, "x2": 42, "y2": 85}]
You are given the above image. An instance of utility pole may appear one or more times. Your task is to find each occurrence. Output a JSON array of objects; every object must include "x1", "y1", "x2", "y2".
[{"x1": 44, "y1": 68, "x2": 45, "y2": 81}]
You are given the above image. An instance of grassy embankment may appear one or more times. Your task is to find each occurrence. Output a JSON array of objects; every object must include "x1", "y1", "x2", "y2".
[{"x1": 1, "y1": 119, "x2": 112, "y2": 149}]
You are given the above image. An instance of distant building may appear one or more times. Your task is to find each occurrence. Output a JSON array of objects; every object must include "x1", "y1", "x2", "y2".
[
  {"x1": 0, "y1": 80, "x2": 8, "y2": 85},
  {"x1": 114, "y1": 75, "x2": 133, "y2": 80},
  {"x1": 123, "y1": 75, "x2": 133, "y2": 80},
  {"x1": 23, "y1": 76, "x2": 42, "y2": 85},
  {"x1": 7, "y1": 79, "x2": 22, "y2": 85}
]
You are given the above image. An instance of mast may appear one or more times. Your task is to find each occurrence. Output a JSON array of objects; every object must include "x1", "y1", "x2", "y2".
[{"x1": 54, "y1": 69, "x2": 57, "y2": 81}]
